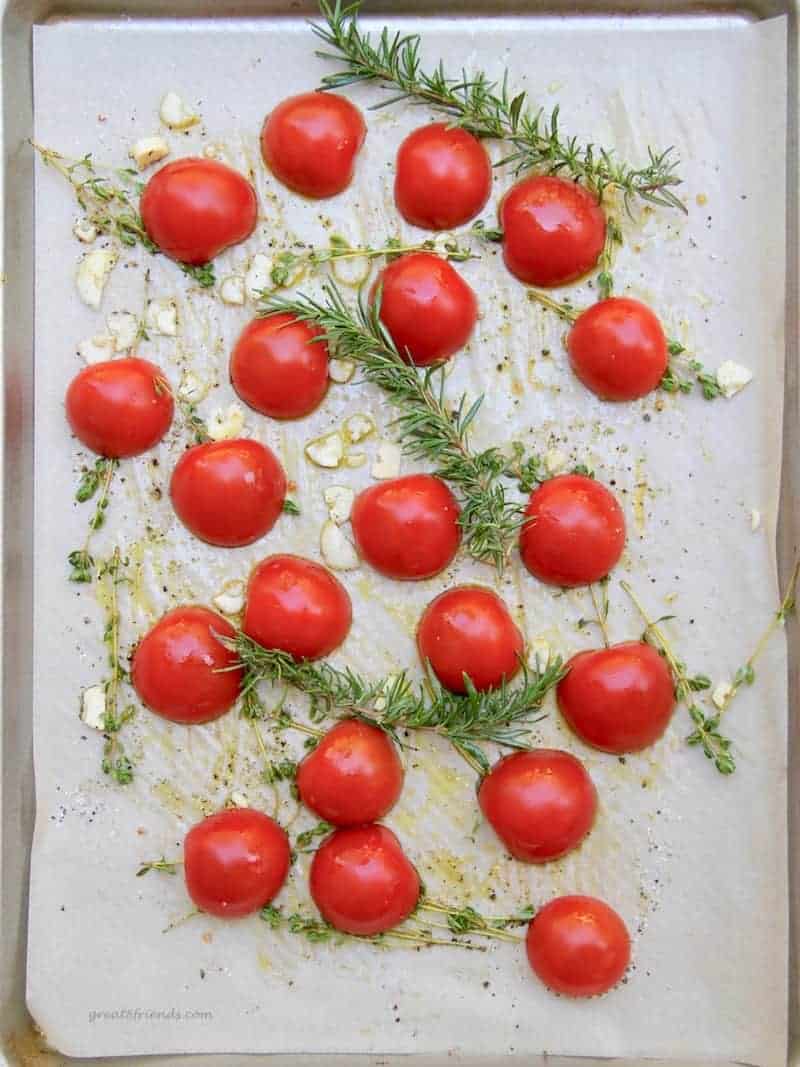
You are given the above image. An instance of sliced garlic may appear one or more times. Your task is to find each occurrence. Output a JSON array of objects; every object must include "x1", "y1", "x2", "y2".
[
  {"x1": 305, "y1": 431, "x2": 344, "y2": 469},
  {"x1": 716, "y1": 360, "x2": 753, "y2": 399},
  {"x1": 530, "y1": 638, "x2": 551, "y2": 673},
  {"x1": 331, "y1": 248, "x2": 371, "y2": 287},
  {"x1": 343, "y1": 451, "x2": 367, "y2": 469},
  {"x1": 130, "y1": 135, "x2": 170, "y2": 171},
  {"x1": 320, "y1": 520, "x2": 360, "y2": 571},
  {"x1": 77, "y1": 334, "x2": 116, "y2": 364},
  {"x1": 178, "y1": 370, "x2": 209, "y2": 404},
  {"x1": 208, "y1": 403, "x2": 245, "y2": 441},
  {"x1": 245, "y1": 253, "x2": 272, "y2": 302},
  {"x1": 80, "y1": 684, "x2": 107, "y2": 730},
  {"x1": 73, "y1": 220, "x2": 98, "y2": 244},
  {"x1": 711, "y1": 682, "x2": 732, "y2": 710},
  {"x1": 212, "y1": 580, "x2": 246, "y2": 617},
  {"x1": 159, "y1": 91, "x2": 200, "y2": 130},
  {"x1": 324, "y1": 485, "x2": 355, "y2": 525},
  {"x1": 544, "y1": 448, "x2": 567, "y2": 476},
  {"x1": 371, "y1": 441, "x2": 402, "y2": 480},
  {"x1": 329, "y1": 358, "x2": 355, "y2": 384},
  {"x1": 220, "y1": 275, "x2": 245, "y2": 306},
  {"x1": 750, "y1": 508, "x2": 762, "y2": 532},
  {"x1": 146, "y1": 298, "x2": 178, "y2": 337},
  {"x1": 343, "y1": 413, "x2": 376, "y2": 444},
  {"x1": 106, "y1": 310, "x2": 139, "y2": 352},
  {"x1": 76, "y1": 249, "x2": 117, "y2": 309}
]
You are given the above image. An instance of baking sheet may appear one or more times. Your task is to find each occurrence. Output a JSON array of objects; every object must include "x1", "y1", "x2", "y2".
[{"x1": 27, "y1": 10, "x2": 788, "y2": 1063}]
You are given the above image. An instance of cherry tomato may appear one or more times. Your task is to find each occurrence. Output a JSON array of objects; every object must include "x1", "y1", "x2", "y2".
[
  {"x1": 170, "y1": 438, "x2": 286, "y2": 548},
  {"x1": 371, "y1": 252, "x2": 477, "y2": 367},
  {"x1": 297, "y1": 720, "x2": 404, "y2": 827},
  {"x1": 131, "y1": 606, "x2": 243, "y2": 725},
  {"x1": 520, "y1": 474, "x2": 625, "y2": 587},
  {"x1": 394, "y1": 122, "x2": 492, "y2": 230},
  {"x1": 243, "y1": 554, "x2": 352, "y2": 660},
  {"x1": 66, "y1": 357, "x2": 173, "y2": 458},
  {"x1": 230, "y1": 313, "x2": 329, "y2": 420},
  {"x1": 500, "y1": 175, "x2": 606, "y2": 287},
  {"x1": 526, "y1": 895, "x2": 631, "y2": 997},
  {"x1": 417, "y1": 586, "x2": 523, "y2": 693},
  {"x1": 261, "y1": 91, "x2": 366, "y2": 199},
  {"x1": 184, "y1": 808, "x2": 290, "y2": 919},
  {"x1": 140, "y1": 158, "x2": 257, "y2": 265},
  {"x1": 567, "y1": 298, "x2": 668, "y2": 401},
  {"x1": 478, "y1": 749, "x2": 597, "y2": 863},
  {"x1": 309, "y1": 825, "x2": 420, "y2": 936},
  {"x1": 558, "y1": 641, "x2": 675, "y2": 754},
  {"x1": 351, "y1": 474, "x2": 461, "y2": 580}
]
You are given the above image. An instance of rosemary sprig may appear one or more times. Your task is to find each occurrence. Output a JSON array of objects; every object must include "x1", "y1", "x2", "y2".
[
  {"x1": 261, "y1": 281, "x2": 520, "y2": 569},
  {"x1": 68, "y1": 458, "x2": 119, "y2": 582},
  {"x1": 621, "y1": 581, "x2": 734, "y2": 774},
  {"x1": 312, "y1": 1, "x2": 685, "y2": 214},
  {"x1": 98, "y1": 550, "x2": 136, "y2": 784},
  {"x1": 225, "y1": 632, "x2": 564, "y2": 775}
]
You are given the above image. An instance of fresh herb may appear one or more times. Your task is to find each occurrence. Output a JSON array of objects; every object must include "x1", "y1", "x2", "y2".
[
  {"x1": 98, "y1": 549, "x2": 136, "y2": 784},
  {"x1": 588, "y1": 578, "x2": 611, "y2": 647},
  {"x1": 313, "y1": 1, "x2": 685, "y2": 213},
  {"x1": 419, "y1": 899, "x2": 532, "y2": 942},
  {"x1": 263, "y1": 759, "x2": 298, "y2": 784},
  {"x1": 282, "y1": 499, "x2": 301, "y2": 515},
  {"x1": 597, "y1": 217, "x2": 623, "y2": 300},
  {"x1": 154, "y1": 375, "x2": 211, "y2": 444},
  {"x1": 69, "y1": 458, "x2": 119, "y2": 582},
  {"x1": 137, "y1": 857, "x2": 181, "y2": 877},
  {"x1": 504, "y1": 442, "x2": 545, "y2": 493},
  {"x1": 181, "y1": 262, "x2": 216, "y2": 288},
  {"x1": 295, "y1": 821, "x2": 334, "y2": 851}
]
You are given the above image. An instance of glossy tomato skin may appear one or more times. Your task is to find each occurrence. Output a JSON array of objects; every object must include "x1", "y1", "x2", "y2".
[
  {"x1": 371, "y1": 252, "x2": 477, "y2": 367},
  {"x1": 309, "y1": 825, "x2": 420, "y2": 936},
  {"x1": 526, "y1": 895, "x2": 631, "y2": 997},
  {"x1": 261, "y1": 91, "x2": 366, "y2": 199},
  {"x1": 567, "y1": 298, "x2": 668, "y2": 401},
  {"x1": 243, "y1": 554, "x2": 352, "y2": 660},
  {"x1": 131, "y1": 606, "x2": 243, "y2": 724},
  {"x1": 230, "y1": 314, "x2": 329, "y2": 420},
  {"x1": 297, "y1": 720, "x2": 404, "y2": 826},
  {"x1": 140, "y1": 158, "x2": 257, "y2": 265},
  {"x1": 184, "y1": 808, "x2": 290, "y2": 918},
  {"x1": 500, "y1": 176, "x2": 606, "y2": 287},
  {"x1": 520, "y1": 474, "x2": 625, "y2": 587},
  {"x1": 170, "y1": 438, "x2": 286, "y2": 548},
  {"x1": 417, "y1": 586, "x2": 523, "y2": 693},
  {"x1": 351, "y1": 474, "x2": 461, "y2": 580},
  {"x1": 558, "y1": 641, "x2": 675, "y2": 754},
  {"x1": 478, "y1": 750, "x2": 597, "y2": 863},
  {"x1": 394, "y1": 122, "x2": 492, "y2": 230},
  {"x1": 66, "y1": 357, "x2": 174, "y2": 458}
]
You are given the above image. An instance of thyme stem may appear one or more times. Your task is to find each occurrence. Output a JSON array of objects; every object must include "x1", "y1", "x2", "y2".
[
  {"x1": 98, "y1": 550, "x2": 135, "y2": 784},
  {"x1": 589, "y1": 583, "x2": 611, "y2": 647}
]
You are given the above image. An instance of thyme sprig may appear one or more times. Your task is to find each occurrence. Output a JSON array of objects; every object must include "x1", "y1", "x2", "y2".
[
  {"x1": 225, "y1": 632, "x2": 564, "y2": 775},
  {"x1": 98, "y1": 549, "x2": 136, "y2": 784},
  {"x1": 153, "y1": 375, "x2": 210, "y2": 444},
  {"x1": 69, "y1": 457, "x2": 119, "y2": 582},
  {"x1": 312, "y1": 1, "x2": 685, "y2": 214},
  {"x1": 261, "y1": 281, "x2": 521, "y2": 569}
]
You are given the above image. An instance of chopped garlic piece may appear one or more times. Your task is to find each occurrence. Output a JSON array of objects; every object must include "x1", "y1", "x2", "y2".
[
  {"x1": 371, "y1": 441, "x2": 402, "y2": 480},
  {"x1": 130, "y1": 135, "x2": 170, "y2": 171},
  {"x1": 159, "y1": 91, "x2": 200, "y2": 130},
  {"x1": 343, "y1": 452, "x2": 367, "y2": 469},
  {"x1": 245, "y1": 254, "x2": 272, "y2": 302},
  {"x1": 305, "y1": 431, "x2": 344, "y2": 469},
  {"x1": 716, "y1": 360, "x2": 753, "y2": 399},
  {"x1": 81, "y1": 685, "x2": 107, "y2": 730},
  {"x1": 750, "y1": 509, "x2": 762, "y2": 532},
  {"x1": 178, "y1": 370, "x2": 209, "y2": 404},
  {"x1": 230, "y1": 791, "x2": 248, "y2": 808},
  {"x1": 220, "y1": 275, "x2": 245, "y2": 306},
  {"x1": 77, "y1": 334, "x2": 115, "y2": 364},
  {"x1": 73, "y1": 220, "x2": 98, "y2": 244},
  {"x1": 343, "y1": 413, "x2": 376, "y2": 444},
  {"x1": 106, "y1": 310, "x2": 138, "y2": 352},
  {"x1": 320, "y1": 520, "x2": 360, "y2": 571},
  {"x1": 329, "y1": 358, "x2": 355, "y2": 384},
  {"x1": 212, "y1": 579, "x2": 245, "y2": 616},
  {"x1": 146, "y1": 298, "x2": 178, "y2": 337},
  {"x1": 530, "y1": 638, "x2": 551, "y2": 673},
  {"x1": 76, "y1": 249, "x2": 117, "y2": 309},
  {"x1": 208, "y1": 403, "x2": 245, "y2": 441},
  {"x1": 324, "y1": 485, "x2": 355, "y2": 525},
  {"x1": 711, "y1": 682, "x2": 732, "y2": 710},
  {"x1": 544, "y1": 448, "x2": 567, "y2": 476}
]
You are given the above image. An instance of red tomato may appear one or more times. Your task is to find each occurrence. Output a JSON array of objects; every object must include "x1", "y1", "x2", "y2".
[
  {"x1": 351, "y1": 474, "x2": 461, "y2": 580},
  {"x1": 140, "y1": 158, "x2": 257, "y2": 265},
  {"x1": 261, "y1": 91, "x2": 366, "y2": 199},
  {"x1": 131, "y1": 606, "x2": 243, "y2": 725},
  {"x1": 526, "y1": 895, "x2": 631, "y2": 997},
  {"x1": 394, "y1": 122, "x2": 492, "y2": 230},
  {"x1": 170, "y1": 438, "x2": 286, "y2": 548},
  {"x1": 500, "y1": 175, "x2": 606, "y2": 287},
  {"x1": 184, "y1": 808, "x2": 290, "y2": 919},
  {"x1": 558, "y1": 641, "x2": 675, "y2": 753},
  {"x1": 371, "y1": 252, "x2": 477, "y2": 367},
  {"x1": 66, "y1": 357, "x2": 173, "y2": 458},
  {"x1": 297, "y1": 720, "x2": 404, "y2": 827},
  {"x1": 243, "y1": 554, "x2": 352, "y2": 660},
  {"x1": 520, "y1": 474, "x2": 625, "y2": 587},
  {"x1": 478, "y1": 750, "x2": 597, "y2": 863},
  {"x1": 567, "y1": 298, "x2": 668, "y2": 401},
  {"x1": 230, "y1": 314, "x2": 329, "y2": 420},
  {"x1": 309, "y1": 825, "x2": 420, "y2": 936},
  {"x1": 417, "y1": 586, "x2": 523, "y2": 693}
]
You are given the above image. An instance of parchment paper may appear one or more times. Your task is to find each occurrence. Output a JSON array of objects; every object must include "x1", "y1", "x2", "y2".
[{"x1": 28, "y1": 11, "x2": 788, "y2": 1064}]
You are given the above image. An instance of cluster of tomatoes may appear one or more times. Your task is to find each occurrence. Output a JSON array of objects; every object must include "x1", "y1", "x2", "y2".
[{"x1": 65, "y1": 88, "x2": 680, "y2": 999}]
